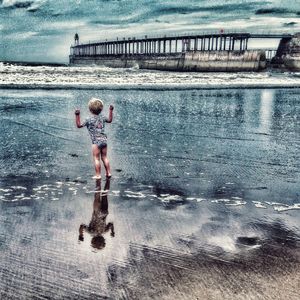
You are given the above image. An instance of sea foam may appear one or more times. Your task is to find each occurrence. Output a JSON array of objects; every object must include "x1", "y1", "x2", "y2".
[{"x1": 1, "y1": 63, "x2": 300, "y2": 90}]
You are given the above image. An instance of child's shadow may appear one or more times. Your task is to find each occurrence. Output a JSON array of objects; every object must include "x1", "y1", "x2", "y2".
[{"x1": 79, "y1": 178, "x2": 114, "y2": 250}]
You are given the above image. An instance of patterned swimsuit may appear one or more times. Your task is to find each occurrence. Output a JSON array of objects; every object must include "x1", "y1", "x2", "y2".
[{"x1": 83, "y1": 114, "x2": 108, "y2": 149}]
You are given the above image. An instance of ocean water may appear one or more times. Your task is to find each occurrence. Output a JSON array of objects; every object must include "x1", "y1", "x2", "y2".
[{"x1": 0, "y1": 87, "x2": 300, "y2": 299}]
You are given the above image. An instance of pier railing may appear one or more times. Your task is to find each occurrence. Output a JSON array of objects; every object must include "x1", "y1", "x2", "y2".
[
  {"x1": 70, "y1": 33, "x2": 250, "y2": 57},
  {"x1": 70, "y1": 32, "x2": 293, "y2": 59}
]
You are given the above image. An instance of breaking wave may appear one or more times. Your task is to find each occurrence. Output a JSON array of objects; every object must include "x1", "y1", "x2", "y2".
[{"x1": 1, "y1": 63, "x2": 300, "y2": 90}]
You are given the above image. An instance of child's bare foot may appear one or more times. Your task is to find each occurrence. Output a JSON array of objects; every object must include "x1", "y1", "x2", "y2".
[
  {"x1": 93, "y1": 175, "x2": 102, "y2": 179},
  {"x1": 106, "y1": 174, "x2": 112, "y2": 179}
]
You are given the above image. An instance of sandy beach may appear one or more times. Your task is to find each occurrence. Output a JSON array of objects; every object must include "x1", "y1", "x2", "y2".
[{"x1": 0, "y1": 84, "x2": 300, "y2": 299}]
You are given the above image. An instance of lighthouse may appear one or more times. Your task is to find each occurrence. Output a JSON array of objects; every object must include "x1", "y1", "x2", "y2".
[{"x1": 74, "y1": 33, "x2": 79, "y2": 45}]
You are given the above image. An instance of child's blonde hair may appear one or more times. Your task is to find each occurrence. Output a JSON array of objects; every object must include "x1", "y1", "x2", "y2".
[{"x1": 88, "y1": 97, "x2": 103, "y2": 115}]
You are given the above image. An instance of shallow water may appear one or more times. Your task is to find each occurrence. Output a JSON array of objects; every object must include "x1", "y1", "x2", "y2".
[{"x1": 0, "y1": 88, "x2": 300, "y2": 299}]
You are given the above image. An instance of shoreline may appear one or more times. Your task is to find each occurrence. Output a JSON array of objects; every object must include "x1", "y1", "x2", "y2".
[
  {"x1": 1, "y1": 82, "x2": 300, "y2": 90},
  {"x1": 2, "y1": 63, "x2": 300, "y2": 90},
  {"x1": 0, "y1": 61, "x2": 67, "y2": 67}
]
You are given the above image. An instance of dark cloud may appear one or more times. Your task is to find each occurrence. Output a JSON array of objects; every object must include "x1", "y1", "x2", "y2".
[
  {"x1": 284, "y1": 22, "x2": 297, "y2": 27},
  {"x1": 90, "y1": 2, "x2": 267, "y2": 26},
  {"x1": 156, "y1": 2, "x2": 266, "y2": 15},
  {"x1": 255, "y1": 8, "x2": 293, "y2": 15},
  {"x1": 2, "y1": 1, "x2": 34, "y2": 9}
]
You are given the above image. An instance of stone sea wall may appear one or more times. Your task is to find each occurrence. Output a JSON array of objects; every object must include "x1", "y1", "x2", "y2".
[
  {"x1": 70, "y1": 50, "x2": 266, "y2": 72},
  {"x1": 283, "y1": 33, "x2": 300, "y2": 71}
]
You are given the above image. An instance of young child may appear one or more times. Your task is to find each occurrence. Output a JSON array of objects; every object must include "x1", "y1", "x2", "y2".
[{"x1": 75, "y1": 98, "x2": 114, "y2": 179}]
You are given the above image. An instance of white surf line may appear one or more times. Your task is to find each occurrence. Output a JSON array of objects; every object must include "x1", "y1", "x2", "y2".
[
  {"x1": 264, "y1": 201, "x2": 300, "y2": 212},
  {"x1": 272, "y1": 203, "x2": 300, "y2": 212},
  {"x1": 0, "y1": 188, "x2": 13, "y2": 192},
  {"x1": 186, "y1": 197, "x2": 206, "y2": 202},
  {"x1": 2, "y1": 80, "x2": 300, "y2": 90},
  {"x1": 211, "y1": 199, "x2": 247, "y2": 206},
  {"x1": 252, "y1": 201, "x2": 268, "y2": 209},
  {"x1": 85, "y1": 190, "x2": 109, "y2": 194},
  {"x1": 124, "y1": 190, "x2": 146, "y2": 198}
]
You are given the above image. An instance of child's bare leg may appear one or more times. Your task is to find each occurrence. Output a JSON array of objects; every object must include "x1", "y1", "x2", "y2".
[
  {"x1": 92, "y1": 144, "x2": 101, "y2": 178},
  {"x1": 100, "y1": 146, "x2": 111, "y2": 177}
]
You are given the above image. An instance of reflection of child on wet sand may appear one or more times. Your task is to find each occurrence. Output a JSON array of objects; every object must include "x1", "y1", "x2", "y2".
[
  {"x1": 75, "y1": 98, "x2": 114, "y2": 179},
  {"x1": 79, "y1": 179, "x2": 114, "y2": 250}
]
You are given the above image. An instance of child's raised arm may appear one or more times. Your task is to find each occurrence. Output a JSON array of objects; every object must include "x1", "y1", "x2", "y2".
[
  {"x1": 106, "y1": 105, "x2": 114, "y2": 123},
  {"x1": 75, "y1": 109, "x2": 84, "y2": 128}
]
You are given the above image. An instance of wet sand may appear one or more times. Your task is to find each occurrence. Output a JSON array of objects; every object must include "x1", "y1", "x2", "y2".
[{"x1": 0, "y1": 88, "x2": 300, "y2": 299}]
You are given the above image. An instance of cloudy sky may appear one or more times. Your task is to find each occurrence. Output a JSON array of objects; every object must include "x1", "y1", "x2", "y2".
[{"x1": 1, "y1": 0, "x2": 300, "y2": 63}]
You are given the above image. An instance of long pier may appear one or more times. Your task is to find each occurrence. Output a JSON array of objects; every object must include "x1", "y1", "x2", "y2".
[
  {"x1": 69, "y1": 32, "x2": 299, "y2": 72},
  {"x1": 70, "y1": 33, "x2": 293, "y2": 57}
]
